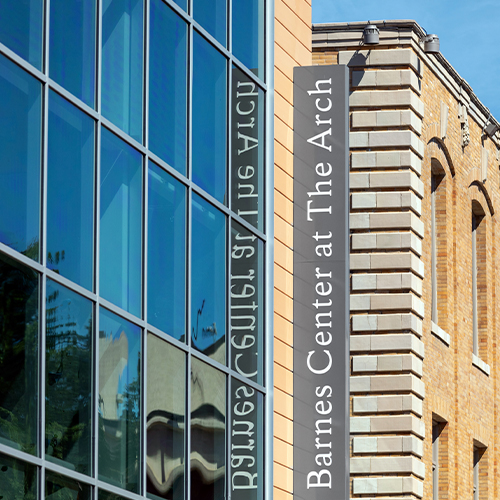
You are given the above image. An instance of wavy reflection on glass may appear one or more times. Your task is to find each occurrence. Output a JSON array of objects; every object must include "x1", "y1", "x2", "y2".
[
  {"x1": 190, "y1": 358, "x2": 225, "y2": 500},
  {"x1": 146, "y1": 334, "x2": 185, "y2": 500}
]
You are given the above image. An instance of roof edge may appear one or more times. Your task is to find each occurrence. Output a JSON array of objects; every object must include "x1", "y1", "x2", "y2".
[{"x1": 312, "y1": 20, "x2": 499, "y2": 133}]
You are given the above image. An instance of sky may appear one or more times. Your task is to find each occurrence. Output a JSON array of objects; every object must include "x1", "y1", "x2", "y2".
[{"x1": 312, "y1": 0, "x2": 500, "y2": 121}]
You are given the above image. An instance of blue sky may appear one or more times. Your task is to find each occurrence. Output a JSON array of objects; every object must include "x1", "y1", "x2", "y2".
[{"x1": 312, "y1": 0, "x2": 500, "y2": 120}]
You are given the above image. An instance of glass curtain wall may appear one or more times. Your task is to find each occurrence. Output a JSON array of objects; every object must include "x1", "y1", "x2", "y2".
[{"x1": 0, "y1": 0, "x2": 269, "y2": 499}]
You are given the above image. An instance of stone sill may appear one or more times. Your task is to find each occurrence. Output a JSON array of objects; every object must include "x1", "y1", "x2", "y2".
[
  {"x1": 431, "y1": 321, "x2": 450, "y2": 346},
  {"x1": 472, "y1": 353, "x2": 490, "y2": 376}
]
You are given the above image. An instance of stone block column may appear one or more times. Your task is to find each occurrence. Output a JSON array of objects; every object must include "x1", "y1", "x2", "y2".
[{"x1": 342, "y1": 48, "x2": 426, "y2": 499}]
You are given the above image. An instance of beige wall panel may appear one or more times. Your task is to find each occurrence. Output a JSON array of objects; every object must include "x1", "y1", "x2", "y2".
[
  {"x1": 274, "y1": 337, "x2": 293, "y2": 370},
  {"x1": 275, "y1": 165, "x2": 293, "y2": 200},
  {"x1": 274, "y1": 462, "x2": 294, "y2": 493},
  {"x1": 275, "y1": 92, "x2": 294, "y2": 129},
  {"x1": 279, "y1": 0, "x2": 311, "y2": 27},
  {"x1": 275, "y1": 21, "x2": 311, "y2": 66},
  {"x1": 275, "y1": 67, "x2": 293, "y2": 104},
  {"x1": 274, "y1": 44, "x2": 297, "y2": 82},
  {"x1": 274, "y1": 387, "x2": 294, "y2": 421},
  {"x1": 273, "y1": 486, "x2": 293, "y2": 500},
  {"x1": 274, "y1": 412, "x2": 293, "y2": 444},
  {"x1": 274, "y1": 114, "x2": 293, "y2": 152},
  {"x1": 274, "y1": 433, "x2": 293, "y2": 467},
  {"x1": 274, "y1": 239, "x2": 293, "y2": 273},
  {"x1": 274, "y1": 190, "x2": 293, "y2": 224},
  {"x1": 274, "y1": 312, "x2": 293, "y2": 346},
  {"x1": 274, "y1": 262, "x2": 293, "y2": 297},
  {"x1": 274, "y1": 287, "x2": 293, "y2": 321},
  {"x1": 273, "y1": 0, "x2": 310, "y2": 496},
  {"x1": 274, "y1": 214, "x2": 293, "y2": 248},
  {"x1": 275, "y1": 0, "x2": 311, "y2": 49},
  {"x1": 274, "y1": 362, "x2": 293, "y2": 395},
  {"x1": 274, "y1": 140, "x2": 294, "y2": 177}
]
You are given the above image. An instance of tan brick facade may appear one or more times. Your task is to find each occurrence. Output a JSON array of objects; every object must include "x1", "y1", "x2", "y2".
[
  {"x1": 273, "y1": 1, "x2": 311, "y2": 499},
  {"x1": 312, "y1": 20, "x2": 500, "y2": 500}
]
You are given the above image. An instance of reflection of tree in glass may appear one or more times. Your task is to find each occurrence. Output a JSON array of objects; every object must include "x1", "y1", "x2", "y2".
[
  {"x1": 47, "y1": 249, "x2": 65, "y2": 273},
  {"x1": 45, "y1": 285, "x2": 92, "y2": 474},
  {"x1": 0, "y1": 456, "x2": 36, "y2": 500},
  {"x1": 23, "y1": 238, "x2": 39, "y2": 262},
  {"x1": 45, "y1": 471, "x2": 91, "y2": 500},
  {"x1": 0, "y1": 256, "x2": 38, "y2": 454}
]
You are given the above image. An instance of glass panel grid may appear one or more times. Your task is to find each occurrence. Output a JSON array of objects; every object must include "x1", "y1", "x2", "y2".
[{"x1": 0, "y1": 0, "x2": 270, "y2": 499}]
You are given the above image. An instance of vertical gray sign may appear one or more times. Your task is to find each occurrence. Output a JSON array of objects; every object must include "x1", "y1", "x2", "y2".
[{"x1": 293, "y1": 65, "x2": 349, "y2": 500}]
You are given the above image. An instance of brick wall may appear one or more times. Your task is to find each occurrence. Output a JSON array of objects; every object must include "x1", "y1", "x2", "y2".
[
  {"x1": 313, "y1": 20, "x2": 500, "y2": 500},
  {"x1": 420, "y1": 50, "x2": 499, "y2": 500}
]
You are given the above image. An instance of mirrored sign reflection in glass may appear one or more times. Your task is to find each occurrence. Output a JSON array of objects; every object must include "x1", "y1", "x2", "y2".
[{"x1": 231, "y1": 65, "x2": 265, "y2": 231}]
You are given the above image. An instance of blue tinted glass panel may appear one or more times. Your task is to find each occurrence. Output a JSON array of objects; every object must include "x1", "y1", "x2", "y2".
[
  {"x1": 47, "y1": 91, "x2": 94, "y2": 290},
  {"x1": 191, "y1": 194, "x2": 226, "y2": 362},
  {"x1": 0, "y1": 253, "x2": 38, "y2": 454},
  {"x1": 0, "y1": 453, "x2": 37, "y2": 500},
  {"x1": 102, "y1": 0, "x2": 143, "y2": 143},
  {"x1": 98, "y1": 308, "x2": 141, "y2": 493},
  {"x1": 192, "y1": 34, "x2": 227, "y2": 203},
  {"x1": 172, "y1": 0, "x2": 187, "y2": 12},
  {"x1": 0, "y1": 55, "x2": 41, "y2": 260},
  {"x1": 232, "y1": 0, "x2": 264, "y2": 78},
  {"x1": 148, "y1": 162, "x2": 186, "y2": 340},
  {"x1": 193, "y1": 0, "x2": 226, "y2": 45},
  {"x1": 50, "y1": 0, "x2": 96, "y2": 106},
  {"x1": 45, "y1": 280, "x2": 93, "y2": 475},
  {"x1": 149, "y1": 0, "x2": 187, "y2": 174},
  {"x1": 0, "y1": 0, "x2": 43, "y2": 69},
  {"x1": 100, "y1": 128, "x2": 142, "y2": 317}
]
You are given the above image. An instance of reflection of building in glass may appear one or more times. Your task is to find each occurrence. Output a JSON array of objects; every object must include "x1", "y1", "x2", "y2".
[{"x1": 0, "y1": 0, "x2": 272, "y2": 498}]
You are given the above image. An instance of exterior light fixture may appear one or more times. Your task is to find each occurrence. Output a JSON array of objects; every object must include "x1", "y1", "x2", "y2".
[
  {"x1": 483, "y1": 119, "x2": 500, "y2": 138},
  {"x1": 423, "y1": 34, "x2": 440, "y2": 53},
  {"x1": 363, "y1": 23, "x2": 379, "y2": 45}
]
